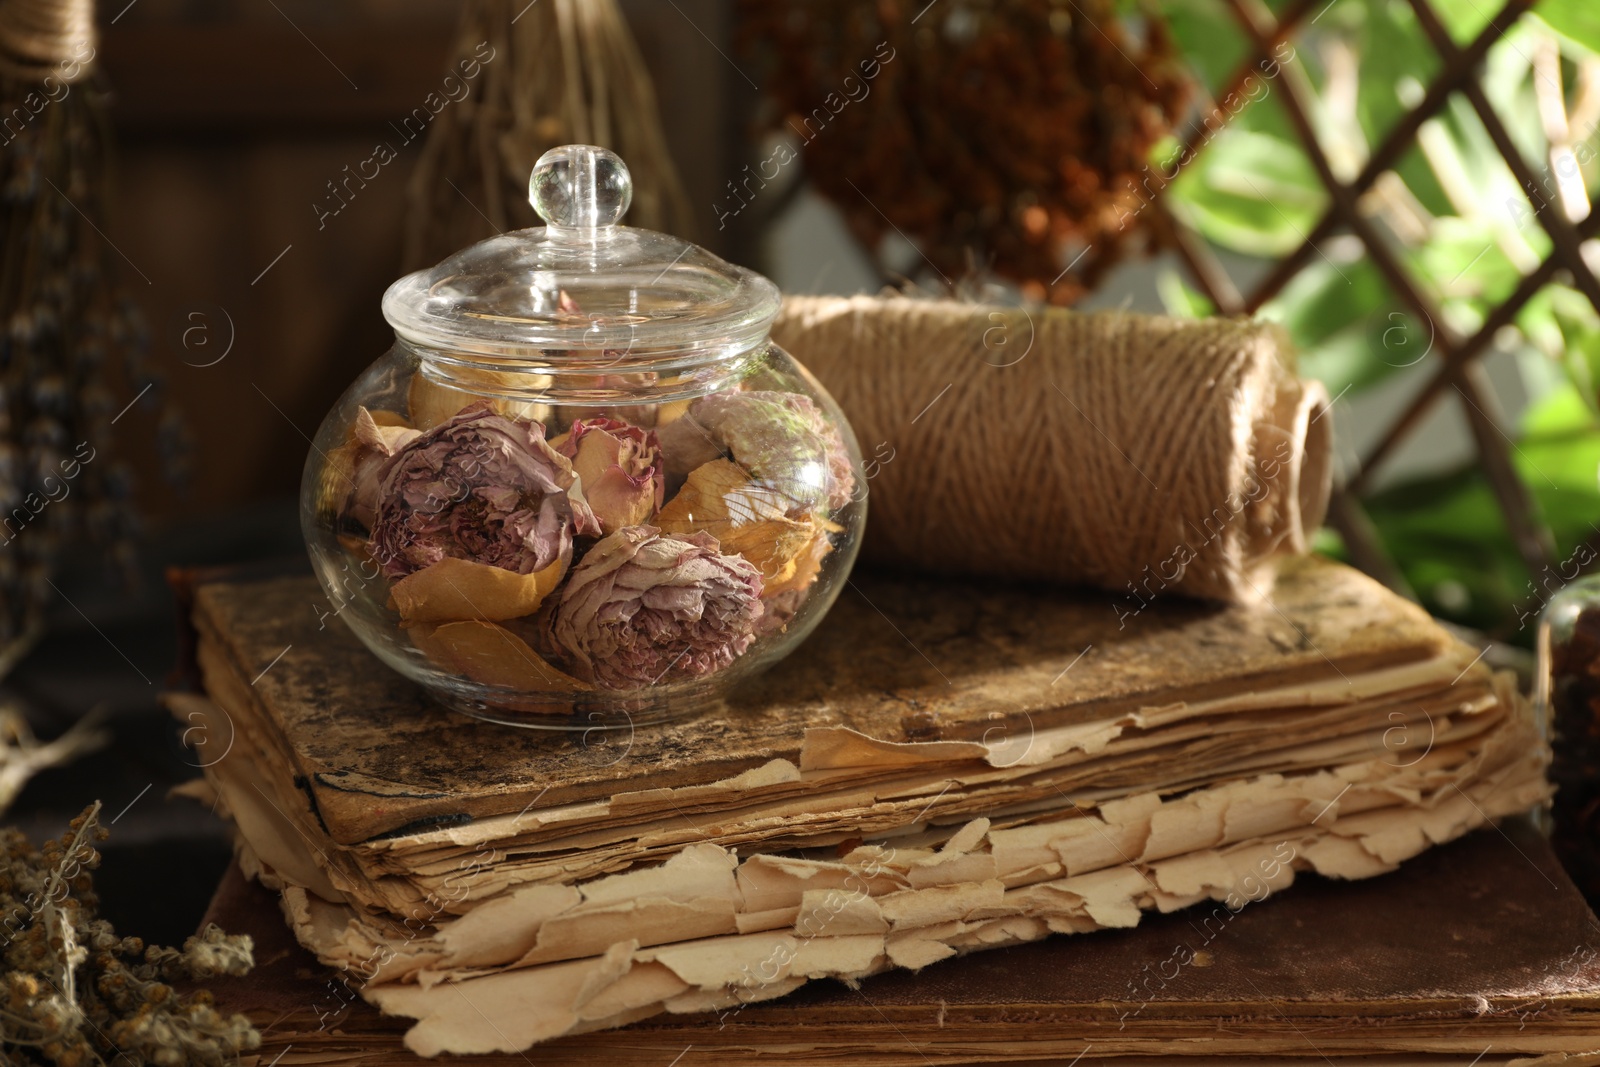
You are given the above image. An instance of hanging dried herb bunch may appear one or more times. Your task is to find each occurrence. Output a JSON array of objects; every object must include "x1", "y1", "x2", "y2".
[
  {"x1": 403, "y1": 0, "x2": 693, "y2": 270},
  {"x1": 0, "y1": 802, "x2": 260, "y2": 1066},
  {"x1": 736, "y1": 0, "x2": 1190, "y2": 303},
  {"x1": 0, "y1": 0, "x2": 191, "y2": 662}
]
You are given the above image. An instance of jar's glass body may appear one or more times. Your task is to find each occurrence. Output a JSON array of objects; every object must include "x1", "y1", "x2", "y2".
[{"x1": 300, "y1": 340, "x2": 865, "y2": 729}]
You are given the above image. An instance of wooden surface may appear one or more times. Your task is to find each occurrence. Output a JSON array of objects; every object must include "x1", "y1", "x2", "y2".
[
  {"x1": 192, "y1": 555, "x2": 1451, "y2": 844},
  {"x1": 200, "y1": 818, "x2": 1600, "y2": 1063}
]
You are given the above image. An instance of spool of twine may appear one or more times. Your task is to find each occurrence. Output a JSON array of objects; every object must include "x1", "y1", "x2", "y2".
[
  {"x1": 0, "y1": 0, "x2": 94, "y2": 83},
  {"x1": 771, "y1": 295, "x2": 1332, "y2": 604}
]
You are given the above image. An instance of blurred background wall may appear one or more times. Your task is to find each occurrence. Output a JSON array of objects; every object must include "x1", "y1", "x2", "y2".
[{"x1": 100, "y1": 0, "x2": 737, "y2": 521}]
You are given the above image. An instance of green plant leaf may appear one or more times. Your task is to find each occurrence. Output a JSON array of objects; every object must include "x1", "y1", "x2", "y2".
[
  {"x1": 1159, "y1": 0, "x2": 1250, "y2": 94},
  {"x1": 1414, "y1": 216, "x2": 1525, "y2": 304},
  {"x1": 1355, "y1": 0, "x2": 1441, "y2": 148},
  {"x1": 1481, "y1": 24, "x2": 1541, "y2": 165},
  {"x1": 1167, "y1": 128, "x2": 1328, "y2": 254},
  {"x1": 1517, "y1": 286, "x2": 1567, "y2": 358},
  {"x1": 1495, "y1": 387, "x2": 1597, "y2": 543},
  {"x1": 1515, "y1": 286, "x2": 1600, "y2": 413},
  {"x1": 1534, "y1": 0, "x2": 1600, "y2": 55},
  {"x1": 1430, "y1": 0, "x2": 1501, "y2": 43},
  {"x1": 1156, "y1": 269, "x2": 1216, "y2": 318},
  {"x1": 1262, "y1": 256, "x2": 1390, "y2": 348},
  {"x1": 1362, "y1": 465, "x2": 1527, "y2": 633},
  {"x1": 1354, "y1": 385, "x2": 1600, "y2": 640}
]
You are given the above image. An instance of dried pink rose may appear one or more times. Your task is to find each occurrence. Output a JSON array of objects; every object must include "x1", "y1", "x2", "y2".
[
  {"x1": 368, "y1": 401, "x2": 598, "y2": 580},
  {"x1": 330, "y1": 408, "x2": 421, "y2": 530},
  {"x1": 548, "y1": 525, "x2": 764, "y2": 689},
  {"x1": 555, "y1": 417, "x2": 664, "y2": 534},
  {"x1": 656, "y1": 390, "x2": 855, "y2": 512}
]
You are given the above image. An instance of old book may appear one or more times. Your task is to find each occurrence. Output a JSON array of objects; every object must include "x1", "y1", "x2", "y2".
[
  {"x1": 173, "y1": 555, "x2": 1553, "y2": 1050},
  {"x1": 183, "y1": 556, "x2": 1504, "y2": 916},
  {"x1": 197, "y1": 818, "x2": 1600, "y2": 1064},
  {"x1": 197, "y1": 734, "x2": 1544, "y2": 1051}
]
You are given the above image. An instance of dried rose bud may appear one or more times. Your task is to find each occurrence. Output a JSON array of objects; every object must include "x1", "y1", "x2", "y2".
[
  {"x1": 655, "y1": 390, "x2": 854, "y2": 513},
  {"x1": 317, "y1": 408, "x2": 415, "y2": 533},
  {"x1": 331, "y1": 407, "x2": 419, "y2": 530},
  {"x1": 368, "y1": 401, "x2": 597, "y2": 580},
  {"x1": 555, "y1": 417, "x2": 664, "y2": 534},
  {"x1": 549, "y1": 525, "x2": 763, "y2": 689}
]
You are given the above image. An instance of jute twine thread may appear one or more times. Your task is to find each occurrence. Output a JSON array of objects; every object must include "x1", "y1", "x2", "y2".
[
  {"x1": 0, "y1": 0, "x2": 93, "y2": 83},
  {"x1": 772, "y1": 295, "x2": 1332, "y2": 604}
]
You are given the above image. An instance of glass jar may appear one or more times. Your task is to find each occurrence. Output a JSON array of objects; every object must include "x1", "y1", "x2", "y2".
[{"x1": 300, "y1": 146, "x2": 865, "y2": 730}]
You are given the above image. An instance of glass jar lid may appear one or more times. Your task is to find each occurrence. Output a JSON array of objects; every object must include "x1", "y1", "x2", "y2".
[{"x1": 382, "y1": 145, "x2": 780, "y2": 369}]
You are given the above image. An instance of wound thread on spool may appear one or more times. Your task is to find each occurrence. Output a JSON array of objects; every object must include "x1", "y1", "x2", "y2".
[
  {"x1": 0, "y1": 0, "x2": 94, "y2": 83},
  {"x1": 772, "y1": 295, "x2": 1332, "y2": 604}
]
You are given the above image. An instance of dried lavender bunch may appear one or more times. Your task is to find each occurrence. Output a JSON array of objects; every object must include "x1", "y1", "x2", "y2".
[
  {"x1": 0, "y1": 803, "x2": 259, "y2": 1066},
  {"x1": 0, "y1": 24, "x2": 192, "y2": 660}
]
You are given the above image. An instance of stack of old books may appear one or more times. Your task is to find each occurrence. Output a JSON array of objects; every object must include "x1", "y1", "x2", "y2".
[{"x1": 171, "y1": 554, "x2": 1592, "y2": 1063}]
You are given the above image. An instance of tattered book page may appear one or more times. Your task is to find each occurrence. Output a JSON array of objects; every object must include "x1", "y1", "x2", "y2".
[{"x1": 197, "y1": 683, "x2": 1546, "y2": 1052}]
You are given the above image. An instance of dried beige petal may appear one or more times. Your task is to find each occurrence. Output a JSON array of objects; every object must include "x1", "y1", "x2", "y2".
[
  {"x1": 318, "y1": 439, "x2": 361, "y2": 510},
  {"x1": 409, "y1": 620, "x2": 589, "y2": 693},
  {"x1": 367, "y1": 408, "x2": 412, "y2": 428},
  {"x1": 762, "y1": 524, "x2": 837, "y2": 599},
  {"x1": 556, "y1": 419, "x2": 664, "y2": 534},
  {"x1": 408, "y1": 368, "x2": 550, "y2": 430},
  {"x1": 655, "y1": 399, "x2": 692, "y2": 426},
  {"x1": 335, "y1": 532, "x2": 369, "y2": 557},
  {"x1": 353, "y1": 406, "x2": 421, "y2": 454},
  {"x1": 657, "y1": 459, "x2": 816, "y2": 584},
  {"x1": 390, "y1": 557, "x2": 566, "y2": 624}
]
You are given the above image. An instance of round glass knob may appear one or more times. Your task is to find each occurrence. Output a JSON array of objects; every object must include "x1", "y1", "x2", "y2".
[{"x1": 529, "y1": 144, "x2": 632, "y2": 233}]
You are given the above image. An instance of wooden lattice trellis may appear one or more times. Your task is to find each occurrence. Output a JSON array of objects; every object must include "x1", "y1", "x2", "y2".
[{"x1": 1154, "y1": 0, "x2": 1598, "y2": 596}]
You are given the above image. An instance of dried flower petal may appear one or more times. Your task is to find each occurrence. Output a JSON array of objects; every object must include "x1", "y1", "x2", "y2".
[
  {"x1": 656, "y1": 459, "x2": 816, "y2": 585},
  {"x1": 756, "y1": 523, "x2": 839, "y2": 636},
  {"x1": 409, "y1": 620, "x2": 590, "y2": 693},
  {"x1": 408, "y1": 368, "x2": 550, "y2": 431},
  {"x1": 655, "y1": 399, "x2": 692, "y2": 426},
  {"x1": 390, "y1": 555, "x2": 566, "y2": 624},
  {"x1": 763, "y1": 521, "x2": 838, "y2": 599},
  {"x1": 549, "y1": 525, "x2": 764, "y2": 689},
  {"x1": 354, "y1": 406, "x2": 422, "y2": 454}
]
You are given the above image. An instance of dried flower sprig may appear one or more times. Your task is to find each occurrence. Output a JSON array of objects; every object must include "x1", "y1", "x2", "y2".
[
  {"x1": 0, "y1": 802, "x2": 260, "y2": 1066},
  {"x1": 0, "y1": 706, "x2": 106, "y2": 816},
  {"x1": 736, "y1": 0, "x2": 1190, "y2": 303}
]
